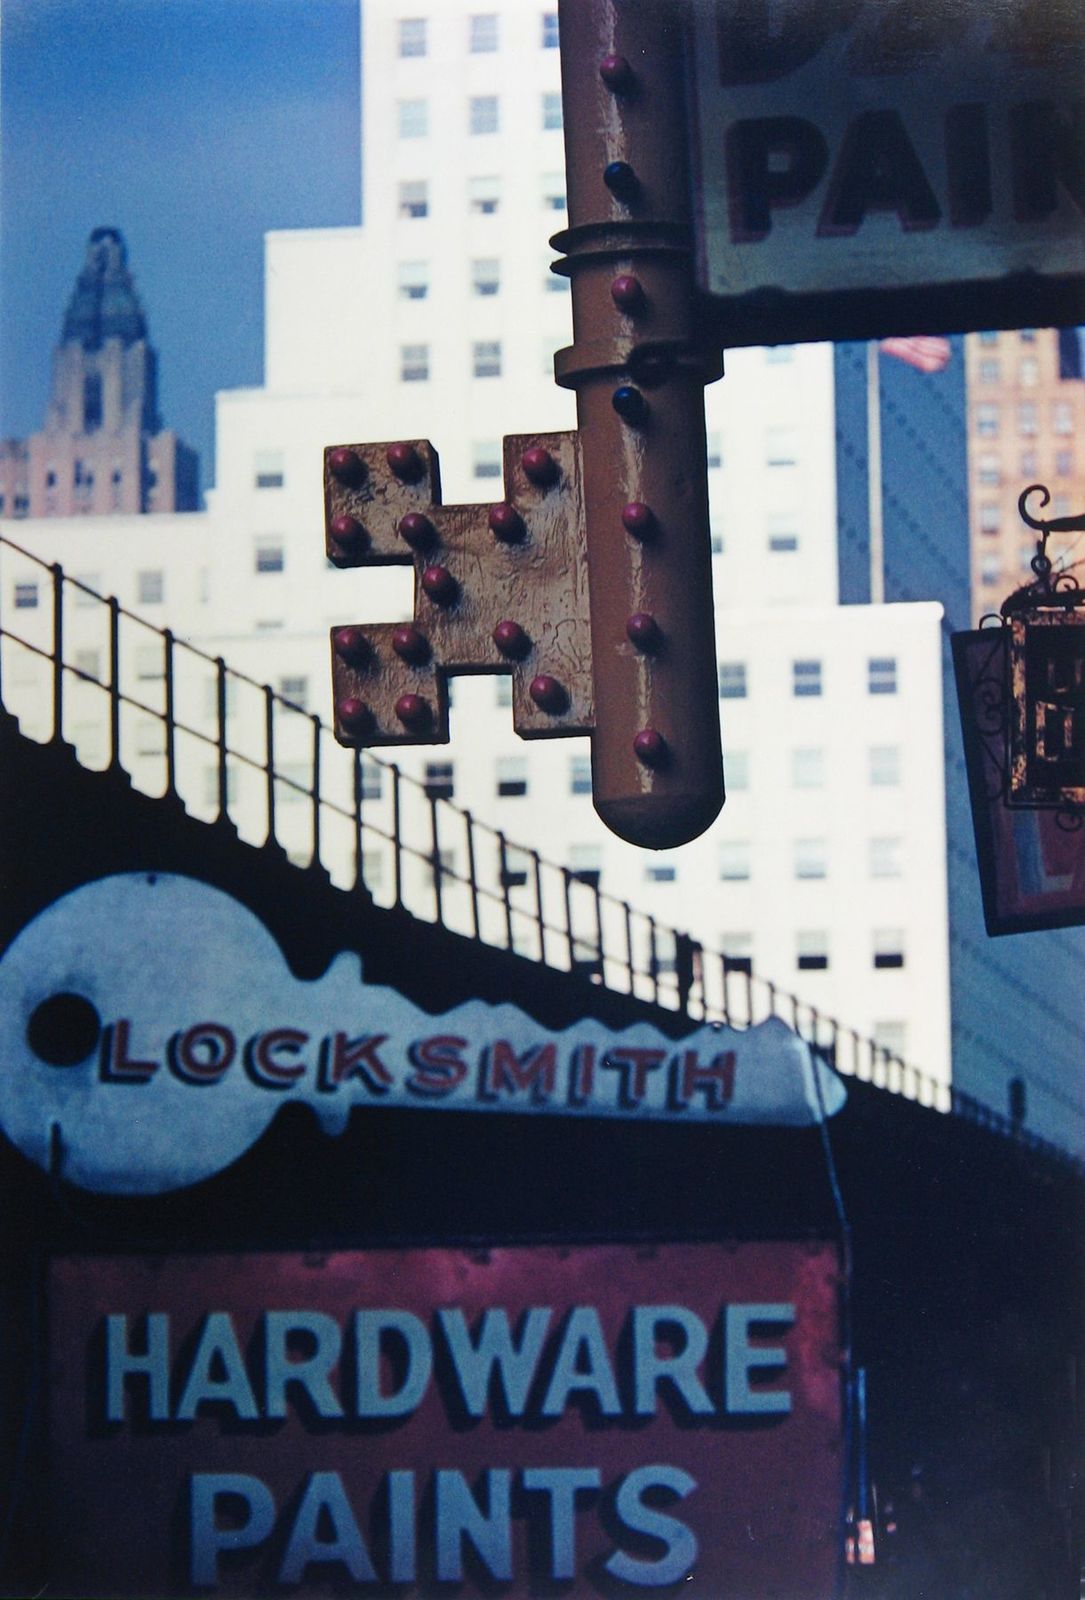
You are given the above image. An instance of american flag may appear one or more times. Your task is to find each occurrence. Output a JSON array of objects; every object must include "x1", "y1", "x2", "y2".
[{"x1": 879, "y1": 335, "x2": 952, "y2": 374}]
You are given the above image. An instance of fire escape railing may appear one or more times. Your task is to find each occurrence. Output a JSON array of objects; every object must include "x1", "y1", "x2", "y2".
[{"x1": 0, "y1": 532, "x2": 1077, "y2": 1170}]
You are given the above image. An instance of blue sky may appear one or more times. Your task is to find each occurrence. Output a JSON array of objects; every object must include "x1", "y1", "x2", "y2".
[{"x1": 1, "y1": 0, "x2": 361, "y2": 492}]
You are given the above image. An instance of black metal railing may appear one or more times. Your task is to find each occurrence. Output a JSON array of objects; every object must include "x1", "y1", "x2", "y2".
[{"x1": 0, "y1": 533, "x2": 1078, "y2": 1172}]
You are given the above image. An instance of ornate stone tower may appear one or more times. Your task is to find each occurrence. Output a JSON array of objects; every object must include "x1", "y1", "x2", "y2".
[{"x1": 0, "y1": 228, "x2": 198, "y2": 518}]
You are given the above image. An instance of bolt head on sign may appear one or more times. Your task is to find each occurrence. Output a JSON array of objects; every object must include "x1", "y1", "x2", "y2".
[
  {"x1": 621, "y1": 502, "x2": 656, "y2": 541},
  {"x1": 489, "y1": 503, "x2": 526, "y2": 543},
  {"x1": 395, "y1": 693, "x2": 430, "y2": 730},
  {"x1": 337, "y1": 697, "x2": 373, "y2": 735},
  {"x1": 398, "y1": 512, "x2": 435, "y2": 551},
  {"x1": 328, "y1": 447, "x2": 366, "y2": 487},
  {"x1": 599, "y1": 52, "x2": 634, "y2": 93},
  {"x1": 612, "y1": 385, "x2": 648, "y2": 425},
  {"x1": 626, "y1": 613, "x2": 662, "y2": 652},
  {"x1": 493, "y1": 620, "x2": 531, "y2": 660},
  {"x1": 329, "y1": 514, "x2": 367, "y2": 560},
  {"x1": 521, "y1": 447, "x2": 559, "y2": 488},
  {"x1": 634, "y1": 728, "x2": 668, "y2": 768},
  {"x1": 611, "y1": 274, "x2": 645, "y2": 312},
  {"x1": 392, "y1": 625, "x2": 431, "y2": 665},
  {"x1": 421, "y1": 565, "x2": 458, "y2": 606},
  {"x1": 334, "y1": 627, "x2": 369, "y2": 665},
  {"x1": 529, "y1": 675, "x2": 568, "y2": 715},
  {"x1": 386, "y1": 441, "x2": 424, "y2": 482}
]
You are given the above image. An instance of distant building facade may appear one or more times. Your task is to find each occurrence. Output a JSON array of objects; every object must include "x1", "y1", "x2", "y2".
[
  {"x1": 835, "y1": 338, "x2": 1085, "y2": 1150},
  {"x1": 967, "y1": 326, "x2": 1085, "y2": 615},
  {"x1": 0, "y1": 228, "x2": 198, "y2": 519}
]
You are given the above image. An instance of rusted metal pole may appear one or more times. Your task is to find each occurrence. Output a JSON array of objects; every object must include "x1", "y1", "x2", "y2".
[{"x1": 553, "y1": 0, "x2": 724, "y2": 849}]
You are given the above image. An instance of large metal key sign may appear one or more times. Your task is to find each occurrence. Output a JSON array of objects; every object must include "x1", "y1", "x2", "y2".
[{"x1": 325, "y1": 0, "x2": 726, "y2": 852}]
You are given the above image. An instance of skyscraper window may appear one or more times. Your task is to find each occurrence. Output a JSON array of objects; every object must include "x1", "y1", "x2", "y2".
[
  {"x1": 867, "y1": 657, "x2": 897, "y2": 695},
  {"x1": 869, "y1": 837, "x2": 903, "y2": 878},
  {"x1": 398, "y1": 98, "x2": 428, "y2": 138},
  {"x1": 473, "y1": 441, "x2": 502, "y2": 478},
  {"x1": 398, "y1": 18, "x2": 426, "y2": 56},
  {"x1": 398, "y1": 181, "x2": 429, "y2": 219},
  {"x1": 401, "y1": 343, "x2": 430, "y2": 382},
  {"x1": 473, "y1": 340, "x2": 502, "y2": 378},
  {"x1": 398, "y1": 261, "x2": 429, "y2": 300},
  {"x1": 792, "y1": 660, "x2": 822, "y2": 697},
  {"x1": 869, "y1": 746, "x2": 901, "y2": 786},
  {"x1": 791, "y1": 748, "x2": 824, "y2": 788},
  {"x1": 796, "y1": 931, "x2": 829, "y2": 970},
  {"x1": 472, "y1": 258, "x2": 500, "y2": 296},
  {"x1": 469, "y1": 176, "x2": 500, "y2": 214},
  {"x1": 469, "y1": 95, "x2": 499, "y2": 135},
  {"x1": 469, "y1": 13, "x2": 498, "y2": 51},
  {"x1": 719, "y1": 841, "x2": 751, "y2": 881},
  {"x1": 718, "y1": 662, "x2": 747, "y2": 698},
  {"x1": 794, "y1": 839, "x2": 827, "y2": 879}
]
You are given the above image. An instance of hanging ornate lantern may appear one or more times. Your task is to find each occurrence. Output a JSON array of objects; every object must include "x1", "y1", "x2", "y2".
[{"x1": 952, "y1": 486, "x2": 1085, "y2": 935}]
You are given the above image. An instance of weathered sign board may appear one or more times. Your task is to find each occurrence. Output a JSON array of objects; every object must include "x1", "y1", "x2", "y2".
[
  {"x1": 49, "y1": 1242, "x2": 843, "y2": 1597},
  {"x1": 688, "y1": 0, "x2": 1085, "y2": 343}
]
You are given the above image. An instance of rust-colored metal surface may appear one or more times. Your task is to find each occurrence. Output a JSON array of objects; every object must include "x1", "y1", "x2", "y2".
[
  {"x1": 552, "y1": 0, "x2": 725, "y2": 848},
  {"x1": 326, "y1": 432, "x2": 593, "y2": 745}
]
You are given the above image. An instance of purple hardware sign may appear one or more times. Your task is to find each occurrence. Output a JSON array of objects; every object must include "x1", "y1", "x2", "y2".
[{"x1": 48, "y1": 1243, "x2": 844, "y2": 1596}]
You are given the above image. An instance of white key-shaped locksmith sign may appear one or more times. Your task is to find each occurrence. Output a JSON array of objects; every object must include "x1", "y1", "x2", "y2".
[{"x1": 0, "y1": 874, "x2": 845, "y2": 1194}]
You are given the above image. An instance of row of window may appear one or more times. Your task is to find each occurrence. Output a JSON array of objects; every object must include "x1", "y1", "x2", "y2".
[
  {"x1": 398, "y1": 92, "x2": 562, "y2": 138},
  {"x1": 977, "y1": 329, "x2": 1036, "y2": 345},
  {"x1": 399, "y1": 167, "x2": 566, "y2": 221},
  {"x1": 800, "y1": 928, "x2": 907, "y2": 970},
  {"x1": 409, "y1": 739, "x2": 902, "y2": 805},
  {"x1": 38, "y1": 462, "x2": 128, "y2": 492},
  {"x1": 719, "y1": 658, "x2": 897, "y2": 699},
  {"x1": 397, "y1": 13, "x2": 558, "y2": 56},
  {"x1": 976, "y1": 356, "x2": 1047, "y2": 387},
  {"x1": 975, "y1": 400, "x2": 1075, "y2": 438},
  {"x1": 401, "y1": 338, "x2": 548, "y2": 383},
  {"x1": 14, "y1": 570, "x2": 164, "y2": 611},
  {"x1": 353, "y1": 827, "x2": 902, "y2": 889},
  {"x1": 720, "y1": 836, "x2": 904, "y2": 880},
  {"x1": 252, "y1": 412, "x2": 772, "y2": 495},
  {"x1": 977, "y1": 492, "x2": 1078, "y2": 535},
  {"x1": 976, "y1": 449, "x2": 1075, "y2": 489},
  {"x1": 93, "y1": 715, "x2": 899, "y2": 803},
  {"x1": 399, "y1": 253, "x2": 566, "y2": 303}
]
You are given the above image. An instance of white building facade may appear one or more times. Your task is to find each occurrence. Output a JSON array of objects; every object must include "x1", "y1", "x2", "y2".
[{"x1": 1, "y1": 0, "x2": 952, "y2": 1096}]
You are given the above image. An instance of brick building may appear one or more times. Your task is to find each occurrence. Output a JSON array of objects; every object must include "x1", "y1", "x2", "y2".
[{"x1": 967, "y1": 325, "x2": 1085, "y2": 616}]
